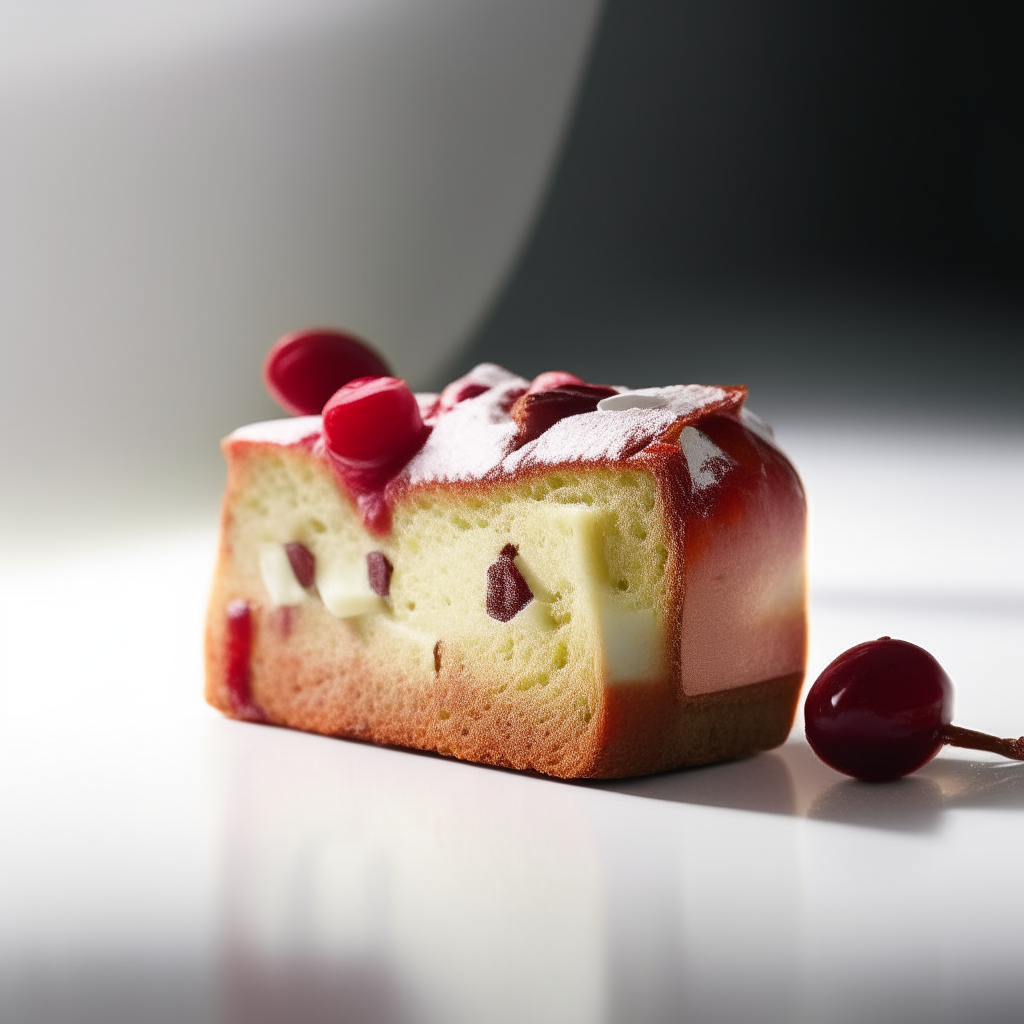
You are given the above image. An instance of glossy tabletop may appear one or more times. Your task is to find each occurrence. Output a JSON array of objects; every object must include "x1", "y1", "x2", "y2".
[{"x1": 1, "y1": 418, "x2": 1022, "y2": 1024}]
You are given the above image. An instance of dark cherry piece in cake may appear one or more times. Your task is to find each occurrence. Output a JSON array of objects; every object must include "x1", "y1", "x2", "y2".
[
  {"x1": 284, "y1": 542, "x2": 316, "y2": 589},
  {"x1": 367, "y1": 552, "x2": 394, "y2": 596},
  {"x1": 486, "y1": 544, "x2": 534, "y2": 622},
  {"x1": 805, "y1": 637, "x2": 1024, "y2": 781}
]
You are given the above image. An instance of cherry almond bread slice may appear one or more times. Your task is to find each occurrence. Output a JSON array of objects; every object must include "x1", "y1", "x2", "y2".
[{"x1": 206, "y1": 347, "x2": 807, "y2": 779}]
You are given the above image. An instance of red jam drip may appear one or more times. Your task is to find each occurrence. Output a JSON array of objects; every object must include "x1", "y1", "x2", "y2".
[
  {"x1": 225, "y1": 600, "x2": 265, "y2": 722},
  {"x1": 355, "y1": 490, "x2": 393, "y2": 537},
  {"x1": 486, "y1": 544, "x2": 533, "y2": 622},
  {"x1": 321, "y1": 376, "x2": 430, "y2": 536}
]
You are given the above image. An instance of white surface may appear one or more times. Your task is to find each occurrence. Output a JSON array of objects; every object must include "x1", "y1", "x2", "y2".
[{"x1": 1, "y1": 420, "x2": 1022, "y2": 1023}]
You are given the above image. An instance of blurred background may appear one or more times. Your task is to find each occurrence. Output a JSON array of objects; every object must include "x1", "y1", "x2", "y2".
[
  {"x1": 0, "y1": 0, "x2": 600, "y2": 529},
  {"x1": 2, "y1": 3, "x2": 1023, "y2": 1023},
  {"x1": 3, "y1": 0, "x2": 1021, "y2": 533},
  {"x1": 459, "y1": 1, "x2": 1024, "y2": 425}
]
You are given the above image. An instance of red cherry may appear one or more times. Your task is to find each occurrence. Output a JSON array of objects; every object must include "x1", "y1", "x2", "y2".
[
  {"x1": 805, "y1": 638, "x2": 953, "y2": 781},
  {"x1": 528, "y1": 370, "x2": 585, "y2": 394},
  {"x1": 322, "y1": 376, "x2": 427, "y2": 482},
  {"x1": 263, "y1": 328, "x2": 391, "y2": 416},
  {"x1": 437, "y1": 378, "x2": 492, "y2": 413},
  {"x1": 417, "y1": 393, "x2": 441, "y2": 423},
  {"x1": 806, "y1": 637, "x2": 1024, "y2": 781}
]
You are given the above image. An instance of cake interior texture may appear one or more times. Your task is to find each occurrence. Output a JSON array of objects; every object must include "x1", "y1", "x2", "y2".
[{"x1": 206, "y1": 366, "x2": 807, "y2": 779}]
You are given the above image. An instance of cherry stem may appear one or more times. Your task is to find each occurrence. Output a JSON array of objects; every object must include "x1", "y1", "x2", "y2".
[{"x1": 941, "y1": 724, "x2": 1024, "y2": 761}]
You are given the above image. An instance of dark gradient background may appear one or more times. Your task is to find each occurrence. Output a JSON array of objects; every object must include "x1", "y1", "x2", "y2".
[{"x1": 451, "y1": 0, "x2": 1024, "y2": 423}]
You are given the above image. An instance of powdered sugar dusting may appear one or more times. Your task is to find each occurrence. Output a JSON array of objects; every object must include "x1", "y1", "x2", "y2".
[
  {"x1": 505, "y1": 408, "x2": 681, "y2": 472},
  {"x1": 461, "y1": 363, "x2": 524, "y2": 390},
  {"x1": 630, "y1": 384, "x2": 736, "y2": 417},
  {"x1": 404, "y1": 375, "x2": 528, "y2": 484},
  {"x1": 416, "y1": 393, "x2": 439, "y2": 421},
  {"x1": 230, "y1": 416, "x2": 322, "y2": 445},
  {"x1": 504, "y1": 384, "x2": 744, "y2": 472},
  {"x1": 679, "y1": 426, "x2": 733, "y2": 490},
  {"x1": 228, "y1": 371, "x2": 755, "y2": 489}
]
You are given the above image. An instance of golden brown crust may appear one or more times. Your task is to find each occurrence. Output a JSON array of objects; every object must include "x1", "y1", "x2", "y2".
[{"x1": 206, "y1": 584, "x2": 802, "y2": 779}]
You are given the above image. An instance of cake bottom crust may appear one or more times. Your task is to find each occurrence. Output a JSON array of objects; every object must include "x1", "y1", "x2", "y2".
[
  {"x1": 205, "y1": 603, "x2": 801, "y2": 779},
  {"x1": 597, "y1": 671, "x2": 803, "y2": 779}
]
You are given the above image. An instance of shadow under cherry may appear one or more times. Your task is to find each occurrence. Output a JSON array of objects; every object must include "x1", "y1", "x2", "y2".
[{"x1": 589, "y1": 740, "x2": 1024, "y2": 833}]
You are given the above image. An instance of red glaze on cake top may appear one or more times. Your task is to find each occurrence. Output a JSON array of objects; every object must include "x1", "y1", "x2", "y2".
[
  {"x1": 320, "y1": 376, "x2": 430, "y2": 534},
  {"x1": 229, "y1": 362, "x2": 751, "y2": 536}
]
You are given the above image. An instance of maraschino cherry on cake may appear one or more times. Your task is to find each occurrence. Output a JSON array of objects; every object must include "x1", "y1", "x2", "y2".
[{"x1": 205, "y1": 329, "x2": 808, "y2": 778}]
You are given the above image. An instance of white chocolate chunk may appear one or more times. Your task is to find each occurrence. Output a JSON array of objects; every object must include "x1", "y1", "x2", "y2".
[
  {"x1": 258, "y1": 543, "x2": 307, "y2": 607},
  {"x1": 552, "y1": 505, "x2": 608, "y2": 601},
  {"x1": 598, "y1": 602, "x2": 663, "y2": 683},
  {"x1": 546, "y1": 505, "x2": 665, "y2": 682},
  {"x1": 316, "y1": 557, "x2": 384, "y2": 618},
  {"x1": 369, "y1": 618, "x2": 438, "y2": 674},
  {"x1": 596, "y1": 392, "x2": 668, "y2": 411}
]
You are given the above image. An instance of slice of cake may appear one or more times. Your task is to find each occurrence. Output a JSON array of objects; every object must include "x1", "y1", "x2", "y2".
[{"x1": 205, "y1": 338, "x2": 806, "y2": 779}]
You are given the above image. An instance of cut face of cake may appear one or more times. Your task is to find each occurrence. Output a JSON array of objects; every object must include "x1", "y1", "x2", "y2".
[{"x1": 206, "y1": 359, "x2": 806, "y2": 779}]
